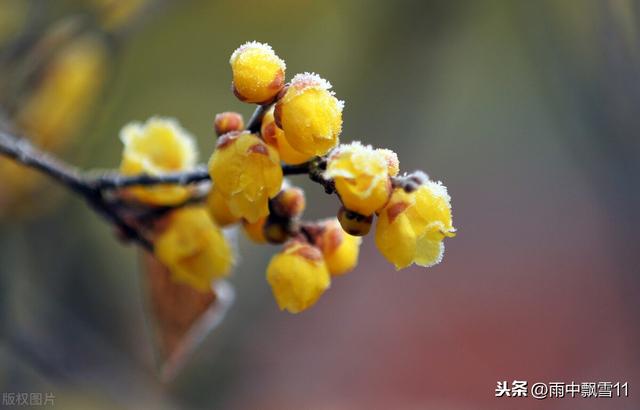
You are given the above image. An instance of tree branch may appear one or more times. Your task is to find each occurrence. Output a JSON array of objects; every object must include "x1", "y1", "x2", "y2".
[
  {"x1": 0, "y1": 128, "x2": 153, "y2": 250},
  {"x1": 0, "y1": 104, "x2": 325, "y2": 253},
  {"x1": 0, "y1": 130, "x2": 88, "y2": 195}
]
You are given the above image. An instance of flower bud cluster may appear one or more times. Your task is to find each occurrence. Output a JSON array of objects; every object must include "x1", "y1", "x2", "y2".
[{"x1": 113, "y1": 41, "x2": 455, "y2": 312}]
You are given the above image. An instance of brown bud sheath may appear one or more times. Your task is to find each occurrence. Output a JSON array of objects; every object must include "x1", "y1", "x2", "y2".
[
  {"x1": 337, "y1": 206, "x2": 373, "y2": 236},
  {"x1": 271, "y1": 187, "x2": 306, "y2": 219},
  {"x1": 214, "y1": 112, "x2": 244, "y2": 136}
]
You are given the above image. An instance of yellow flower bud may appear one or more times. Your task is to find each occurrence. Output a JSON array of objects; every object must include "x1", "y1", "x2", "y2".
[
  {"x1": 266, "y1": 241, "x2": 331, "y2": 313},
  {"x1": 230, "y1": 41, "x2": 285, "y2": 104},
  {"x1": 208, "y1": 132, "x2": 283, "y2": 223},
  {"x1": 274, "y1": 73, "x2": 343, "y2": 156},
  {"x1": 214, "y1": 111, "x2": 244, "y2": 136},
  {"x1": 261, "y1": 106, "x2": 312, "y2": 165},
  {"x1": 154, "y1": 206, "x2": 233, "y2": 292},
  {"x1": 242, "y1": 217, "x2": 267, "y2": 243},
  {"x1": 325, "y1": 141, "x2": 394, "y2": 216},
  {"x1": 337, "y1": 206, "x2": 373, "y2": 236},
  {"x1": 375, "y1": 181, "x2": 456, "y2": 270},
  {"x1": 119, "y1": 117, "x2": 197, "y2": 206},
  {"x1": 317, "y1": 219, "x2": 361, "y2": 276},
  {"x1": 206, "y1": 187, "x2": 240, "y2": 227}
]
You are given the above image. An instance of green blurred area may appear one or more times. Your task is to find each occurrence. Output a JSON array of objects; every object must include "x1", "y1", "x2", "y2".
[{"x1": 1, "y1": 0, "x2": 639, "y2": 409}]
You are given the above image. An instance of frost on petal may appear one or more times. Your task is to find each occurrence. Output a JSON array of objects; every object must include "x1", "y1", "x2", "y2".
[
  {"x1": 230, "y1": 40, "x2": 285, "y2": 69},
  {"x1": 424, "y1": 179, "x2": 451, "y2": 205},
  {"x1": 376, "y1": 148, "x2": 400, "y2": 176},
  {"x1": 290, "y1": 72, "x2": 332, "y2": 91}
]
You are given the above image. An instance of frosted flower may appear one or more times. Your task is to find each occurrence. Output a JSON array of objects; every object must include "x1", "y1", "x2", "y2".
[
  {"x1": 375, "y1": 180, "x2": 456, "y2": 269},
  {"x1": 274, "y1": 72, "x2": 343, "y2": 156},
  {"x1": 208, "y1": 132, "x2": 283, "y2": 223},
  {"x1": 325, "y1": 141, "x2": 394, "y2": 215},
  {"x1": 119, "y1": 117, "x2": 197, "y2": 206},
  {"x1": 266, "y1": 240, "x2": 331, "y2": 313},
  {"x1": 154, "y1": 206, "x2": 233, "y2": 292}
]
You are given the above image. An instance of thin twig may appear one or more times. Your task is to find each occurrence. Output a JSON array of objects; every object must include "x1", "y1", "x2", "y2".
[
  {"x1": 88, "y1": 166, "x2": 210, "y2": 189},
  {"x1": 246, "y1": 104, "x2": 268, "y2": 133},
  {"x1": 83, "y1": 105, "x2": 307, "y2": 190},
  {"x1": 85, "y1": 160, "x2": 310, "y2": 190},
  {"x1": 0, "y1": 129, "x2": 153, "y2": 250}
]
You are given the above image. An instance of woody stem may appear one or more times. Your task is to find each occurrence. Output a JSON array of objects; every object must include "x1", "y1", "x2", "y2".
[
  {"x1": 0, "y1": 106, "x2": 325, "y2": 251},
  {"x1": 0, "y1": 128, "x2": 153, "y2": 250}
]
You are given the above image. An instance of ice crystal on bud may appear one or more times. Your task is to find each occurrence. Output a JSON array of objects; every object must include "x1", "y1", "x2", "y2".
[
  {"x1": 229, "y1": 41, "x2": 285, "y2": 69},
  {"x1": 290, "y1": 72, "x2": 333, "y2": 91},
  {"x1": 377, "y1": 148, "x2": 400, "y2": 177},
  {"x1": 274, "y1": 72, "x2": 343, "y2": 156},
  {"x1": 230, "y1": 41, "x2": 285, "y2": 104}
]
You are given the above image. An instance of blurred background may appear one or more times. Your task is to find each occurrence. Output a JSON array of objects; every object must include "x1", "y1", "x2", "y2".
[{"x1": 1, "y1": 0, "x2": 639, "y2": 408}]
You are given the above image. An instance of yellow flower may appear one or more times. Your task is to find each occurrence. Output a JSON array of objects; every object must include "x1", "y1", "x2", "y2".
[
  {"x1": 325, "y1": 142, "x2": 394, "y2": 216},
  {"x1": 274, "y1": 73, "x2": 343, "y2": 156},
  {"x1": 375, "y1": 179, "x2": 456, "y2": 270},
  {"x1": 206, "y1": 187, "x2": 240, "y2": 227},
  {"x1": 317, "y1": 219, "x2": 361, "y2": 276},
  {"x1": 154, "y1": 206, "x2": 233, "y2": 292},
  {"x1": 261, "y1": 106, "x2": 312, "y2": 165},
  {"x1": 16, "y1": 34, "x2": 108, "y2": 151},
  {"x1": 119, "y1": 117, "x2": 197, "y2": 206},
  {"x1": 208, "y1": 132, "x2": 283, "y2": 223},
  {"x1": 230, "y1": 41, "x2": 285, "y2": 104},
  {"x1": 266, "y1": 241, "x2": 331, "y2": 313}
]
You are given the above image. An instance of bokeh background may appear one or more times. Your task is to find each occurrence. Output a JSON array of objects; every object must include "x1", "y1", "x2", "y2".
[{"x1": 1, "y1": 0, "x2": 639, "y2": 409}]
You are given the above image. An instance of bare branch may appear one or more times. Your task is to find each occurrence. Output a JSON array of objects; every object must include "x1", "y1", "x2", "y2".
[
  {"x1": 0, "y1": 104, "x2": 326, "y2": 253},
  {"x1": 0, "y1": 128, "x2": 153, "y2": 250},
  {"x1": 0, "y1": 130, "x2": 88, "y2": 195},
  {"x1": 89, "y1": 166, "x2": 210, "y2": 189},
  {"x1": 246, "y1": 104, "x2": 268, "y2": 133}
]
